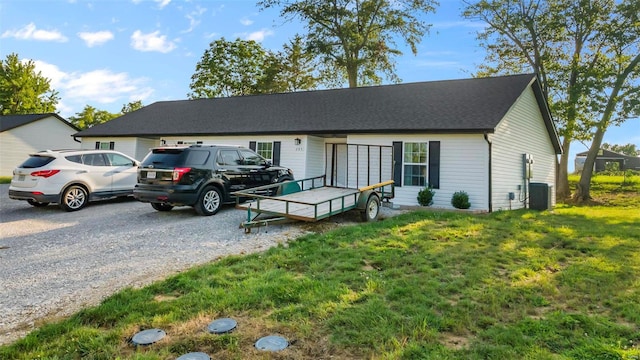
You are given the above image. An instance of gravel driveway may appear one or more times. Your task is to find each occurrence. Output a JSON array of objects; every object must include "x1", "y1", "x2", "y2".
[{"x1": 0, "y1": 184, "x2": 314, "y2": 345}]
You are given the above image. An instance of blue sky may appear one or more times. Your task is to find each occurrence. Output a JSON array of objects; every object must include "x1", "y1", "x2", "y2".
[{"x1": 1, "y1": 0, "x2": 638, "y2": 167}]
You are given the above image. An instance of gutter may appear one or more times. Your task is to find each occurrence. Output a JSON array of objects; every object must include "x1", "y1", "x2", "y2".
[{"x1": 483, "y1": 132, "x2": 493, "y2": 212}]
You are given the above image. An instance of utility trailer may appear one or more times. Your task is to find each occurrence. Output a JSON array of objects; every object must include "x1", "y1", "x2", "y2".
[{"x1": 234, "y1": 144, "x2": 394, "y2": 232}]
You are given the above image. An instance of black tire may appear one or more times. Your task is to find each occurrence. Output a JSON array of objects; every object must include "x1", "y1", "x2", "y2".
[
  {"x1": 151, "y1": 203, "x2": 173, "y2": 212},
  {"x1": 60, "y1": 185, "x2": 88, "y2": 212},
  {"x1": 27, "y1": 199, "x2": 49, "y2": 207},
  {"x1": 195, "y1": 186, "x2": 222, "y2": 216},
  {"x1": 360, "y1": 195, "x2": 380, "y2": 222}
]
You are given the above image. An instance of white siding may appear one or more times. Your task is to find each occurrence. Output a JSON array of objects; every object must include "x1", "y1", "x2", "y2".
[
  {"x1": 80, "y1": 137, "x2": 152, "y2": 161},
  {"x1": 159, "y1": 135, "x2": 308, "y2": 180},
  {"x1": 348, "y1": 134, "x2": 490, "y2": 211},
  {"x1": 491, "y1": 86, "x2": 557, "y2": 211},
  {"x1": 0, "y1": 117, "x2": 79, "y2": 176},
  {"x1": 305, "y1": 136, "x2": 326, "y2": 179}
]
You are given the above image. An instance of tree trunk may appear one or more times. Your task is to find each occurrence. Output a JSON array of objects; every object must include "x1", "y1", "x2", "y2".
[
  {"x1": 556, "y1": 137, "x2": 572, "y2": 199},
  {"x1": 575, "y1": 127, "x2": 606, "y2": 201},
  {"x1": 347, "y1": 62, "x2": 358, "y2": 88}
]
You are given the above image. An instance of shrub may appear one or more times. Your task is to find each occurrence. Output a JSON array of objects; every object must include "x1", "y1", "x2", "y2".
[
  {"x1": 451, "y1": 191, "x2": 471, "y2": 209},
  {"x1": 417, "y1": 186, "x2": 435, "y2": 206}
]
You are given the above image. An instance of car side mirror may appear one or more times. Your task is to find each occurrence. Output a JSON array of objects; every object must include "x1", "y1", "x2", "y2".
[{"x1": 264, "y1": 160, "x2": 272, "y2": 167}]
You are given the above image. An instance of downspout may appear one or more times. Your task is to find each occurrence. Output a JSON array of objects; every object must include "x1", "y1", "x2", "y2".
[
  {"x1": 73, "y1": 136, "x2": 81, "y2": 143},
  {"x1": 483, "y1": 132, "x2": 493, "y2": 213}
]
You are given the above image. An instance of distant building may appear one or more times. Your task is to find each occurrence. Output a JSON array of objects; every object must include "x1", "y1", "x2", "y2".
[
  {"x1": 575, "y1": 149, "x2": 640, "y2": 173},
  {"x1": 0, "y1": 114, "x2": 80, "y2": 176}
]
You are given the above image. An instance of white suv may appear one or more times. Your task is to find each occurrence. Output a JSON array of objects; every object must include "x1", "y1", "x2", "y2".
[{"x1": 9, "y1": 149, "x2": 139, "y2": 211}]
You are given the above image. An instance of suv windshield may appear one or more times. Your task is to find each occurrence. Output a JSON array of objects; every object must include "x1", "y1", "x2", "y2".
[{"x1": 19, "y1": 155, "x2": 55, "y2": 168}]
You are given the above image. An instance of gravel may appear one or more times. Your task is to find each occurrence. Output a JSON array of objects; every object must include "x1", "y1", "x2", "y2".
[{"x1": 0, "y1": 184, "x2": 402, "y2": 345}]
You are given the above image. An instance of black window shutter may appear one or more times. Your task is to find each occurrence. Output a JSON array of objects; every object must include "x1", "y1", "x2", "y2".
[
  {"x1": 109, "y1": 141, "x2": 115, "y2": 150},
  {"x1": 429, "y1": 141, "x2": 440, "y2": 189},
  {"x1": 95, "y1": 141, "x2": 100, "y2": 149},
  {"x1": 392, "y1": 141, "x2": 402, "y2": 187},
  {"x1": 249, "y1": 141, "x2": 256, "y2": 151},
  {"x1": 272, "y1": 141, "x2": 281, "y2": 165}
]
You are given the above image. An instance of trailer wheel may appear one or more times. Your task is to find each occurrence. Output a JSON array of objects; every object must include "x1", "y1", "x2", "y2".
[{"x1": 361, "y1": 194, "x2": 380, "y2": 222}]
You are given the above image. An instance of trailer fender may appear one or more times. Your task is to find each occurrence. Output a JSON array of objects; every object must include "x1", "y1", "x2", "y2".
[{"x1": 356, "y1": 190, "x2": 377, "y2": 210}]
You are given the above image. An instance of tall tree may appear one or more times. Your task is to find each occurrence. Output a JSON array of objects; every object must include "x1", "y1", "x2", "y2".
[
  {"x1": 258, "y1": 0, "x2": 437, "y2": 88},
  {"x1": 258, "y1": 36, "x2": 320, "y2": 93},
  {"x1": 189, "y1": 37, "x2": 320, "y2": 98},
  {"x1": 576, "y1": 0, "x2": 640, "y2": 199},
  {"x1": 0, "y1": 53, "x2": 59, "y2": 115},
  {"x1": 463, "y1": 0, "x2": 640, "y2": 200},
  {"x1": 121, "y1": 100, "x2": 143, "y2": 114},
  {"x1": 68, "y1": 105, "x2": 118, "y2": 130},
  {"x1": 189, "y1": 38, "x2": 276, "y2": 98}
]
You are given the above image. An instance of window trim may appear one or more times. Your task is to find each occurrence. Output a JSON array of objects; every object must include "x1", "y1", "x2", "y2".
[
  {"x1": 256, "y1": 141, "x2": 273, "y2": 162},
  {"x1": 402, "y1": 142, "x2": 428, "y2": 187}
]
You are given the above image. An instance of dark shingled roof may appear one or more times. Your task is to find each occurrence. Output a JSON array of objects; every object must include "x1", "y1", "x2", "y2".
[
  {"x1": 75, "y1": 74, "x2": 560, "y2": 152},
  {"x1": 1, "y1": 113, "x2": 78, "y2": 132}
]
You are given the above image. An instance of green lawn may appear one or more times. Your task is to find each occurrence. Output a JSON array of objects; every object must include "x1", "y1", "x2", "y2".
[{"x1": 1, "y1": 176, "x2": 639, "y2": 359}]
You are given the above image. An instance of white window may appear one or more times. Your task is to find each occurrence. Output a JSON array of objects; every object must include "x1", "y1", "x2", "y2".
[
  {"x1": 256, "y1": 142, "x2": 273, "y2": 161},
  {"x1": 95, "y1": 141, "x2": 114, "y2": 150},
  {"x1": 403, "y1": 142, "x2": 428, "y2": 186}
]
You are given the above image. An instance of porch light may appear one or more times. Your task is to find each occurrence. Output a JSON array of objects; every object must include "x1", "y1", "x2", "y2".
[{"x1": 294, "y1": 138, "x2": 301, "y2": 145}]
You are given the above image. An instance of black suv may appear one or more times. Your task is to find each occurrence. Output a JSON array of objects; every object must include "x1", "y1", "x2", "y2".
[{"x1": 134, "y1": 144, "x2": 294, "y2": 215}]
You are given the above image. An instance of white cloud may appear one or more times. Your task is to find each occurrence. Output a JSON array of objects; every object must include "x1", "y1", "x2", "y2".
[
  {"x1": 240, "y1": 17, "x2": 254, "y2": 26},
  {"x1": 78, "y1": 31, "x2": 114, "y2": 47},
  {"x1": 1, "y1": 22, "x2": 68, "y2": 42},
  {"x1": 183, "y1": 6, "x2": 206, "y2": 33},
  {"x1": 155, "y1": 0, "x2": 171, "y2": 9},
  {"x1": 244, "y1": 29, "x2": 274, "y2": 42},
  {"x1": 32, "y1": 60, "x2": 154, "y2": 117},
  {"x1": 130, "y1": 30, "x2": 177, "y2": 53}
]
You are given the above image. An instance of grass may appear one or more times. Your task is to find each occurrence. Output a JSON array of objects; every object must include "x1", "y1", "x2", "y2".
[
  {"x1": 1, "y1": 175, "x2": 639, "y2": 359},
  {"x1": 0, "y1": 176, "x2": 11, "y2": 184}
]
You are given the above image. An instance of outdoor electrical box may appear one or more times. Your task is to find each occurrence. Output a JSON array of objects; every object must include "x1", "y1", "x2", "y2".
[
  {"x1": 529, "y1": 183, "x2": 551, "y2": 210},
  {"x1": 522, "y1": 153, "x2": 534, "y2": 179}
]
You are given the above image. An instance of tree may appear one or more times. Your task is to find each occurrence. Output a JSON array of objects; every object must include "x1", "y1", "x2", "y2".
[
  {"x1": 121, "y1": 100, "x2": 143, "y2": 114},
  {"x1": 189, "y1": 38, "x2": 277, "y2": 98},
  {"x1": 575, "y1": 1, "x2": 640, "y2": 200},
  {"x1": 257, "y1": 36, "x2": 320, "y2": 93},
  {"x1": 0, "y1": 53, "x2": 59, "y2": 115},
  {"x1": 68, "y1": 105, "x2": 118, "y2": 130},
  {"x1": 602, "y1": 143, "x2": 639, "y2": 157},
  {"x1": 463, "y1": 0, "x2": 640, "y2": 201},
  {"x1": 189, "y1": 37, "x2": 320, "y2": 99},
  {"x1": 258, "y1": 0, "x2": 437, "y2": 88}
]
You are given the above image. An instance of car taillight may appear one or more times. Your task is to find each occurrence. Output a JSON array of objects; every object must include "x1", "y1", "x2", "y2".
[
  {"x1": 30, "y1": 170, "x2": 60, "y2": 178},
  {"x1": 172, "y1": 167, "x2": 191, "y2": 182}
]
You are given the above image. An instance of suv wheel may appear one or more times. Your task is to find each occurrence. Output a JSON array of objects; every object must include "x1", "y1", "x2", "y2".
[
  {"x1": 195, "y1": 186, "x2": 222, "y2": 216},
  {"x1": 151, "y1": 203, "x2": 173, "y2": 212},
  {"x1": 60, "y1": 185, "x2": 88, "y2": 212}
]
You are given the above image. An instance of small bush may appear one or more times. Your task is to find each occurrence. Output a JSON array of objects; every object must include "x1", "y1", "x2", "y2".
[
  {"x1": 417, "y1": 186, "x2": 435, "y2": 206},
  {"x1": 451, "y1": 191, "x2": 471, "y2": 209}
]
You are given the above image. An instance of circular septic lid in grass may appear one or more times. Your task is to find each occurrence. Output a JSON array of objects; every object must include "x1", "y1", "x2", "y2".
[
  {"x1": 255, "y1": 335, "x2": 288, "y2": 351},
  {"x1": 207, "y1": 318, "x2": 237, "y2": 334},
  {"x1": 131, "y1": 328, "x2": 166, "y2": 346},
  {"x1": 176, "y1": 352, "x2": 211, "y2": 360}
]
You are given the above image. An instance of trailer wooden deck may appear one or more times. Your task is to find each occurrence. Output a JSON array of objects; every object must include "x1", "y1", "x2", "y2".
[{"x1": 236, "y1": 186, "x2": 361, "y2": 222}]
